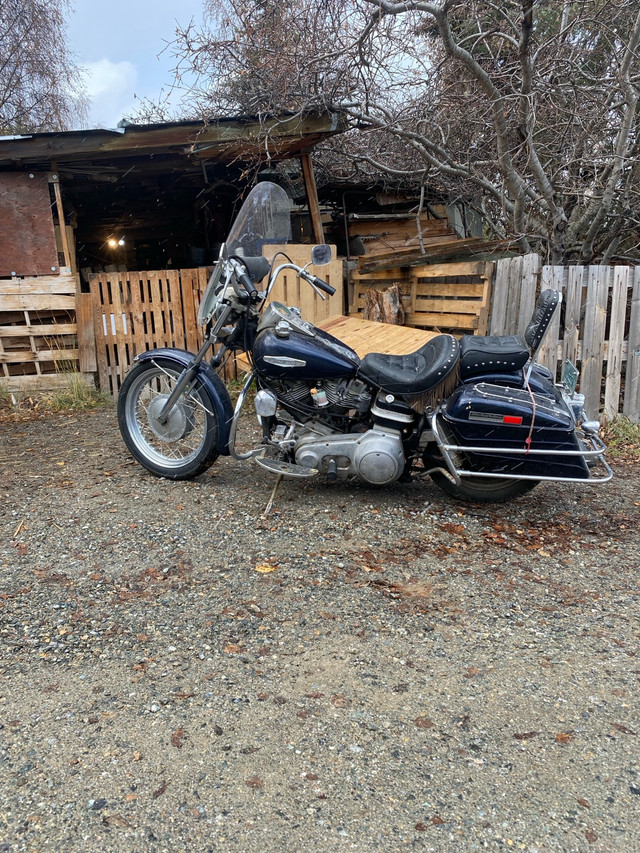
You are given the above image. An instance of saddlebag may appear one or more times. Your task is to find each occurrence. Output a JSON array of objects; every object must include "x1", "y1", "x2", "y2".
[{"x1": 441, "y1": 382, "x2": 589, "y2": 479}]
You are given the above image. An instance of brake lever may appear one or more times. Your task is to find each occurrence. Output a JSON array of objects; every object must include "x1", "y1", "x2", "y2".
[{"x1": 300, "y1": 269, "x2": 327, "y2": 301}]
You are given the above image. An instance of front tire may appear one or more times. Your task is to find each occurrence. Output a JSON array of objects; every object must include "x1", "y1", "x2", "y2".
[
  {"x1": 430, "y1": 471, "x2": 538, "y2": 503},
  {"x1": 118, "y1": 359, "x2": 220, "y2": 479}
]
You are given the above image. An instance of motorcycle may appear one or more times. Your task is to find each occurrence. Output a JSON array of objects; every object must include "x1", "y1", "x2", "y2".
[{"x1": 117, "y1": 181, "x2": 612, "y2": 502}]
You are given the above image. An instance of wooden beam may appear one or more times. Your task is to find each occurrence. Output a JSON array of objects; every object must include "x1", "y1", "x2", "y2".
[
  {"x1": 49, "y1": 169, "x2": 72, "y2": 270},
  {"x1": 300, "y1": 152, "x2": 324, "y2": 244}
]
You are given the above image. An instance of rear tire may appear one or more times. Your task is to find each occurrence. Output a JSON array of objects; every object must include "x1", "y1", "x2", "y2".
[
  {"x1": 430, "y1": 471, "x2": 538, "y2": 503},
  {"x1": 118, "y1": 359, "x2": 219, "y2": 479}
]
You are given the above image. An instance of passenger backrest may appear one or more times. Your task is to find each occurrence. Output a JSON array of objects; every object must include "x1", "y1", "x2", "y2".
[{"x1": 524, "y1": 289, "x2": 561, "y2": 356}]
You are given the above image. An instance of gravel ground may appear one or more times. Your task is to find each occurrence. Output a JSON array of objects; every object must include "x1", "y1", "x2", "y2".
[{"x1": 1, "y1": 402, "x2": 639, "y2": 853}]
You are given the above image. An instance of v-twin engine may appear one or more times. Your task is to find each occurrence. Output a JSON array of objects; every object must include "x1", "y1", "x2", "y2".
[{"x1": 294, "y1": 426, "x2": 405, "y2": 485}]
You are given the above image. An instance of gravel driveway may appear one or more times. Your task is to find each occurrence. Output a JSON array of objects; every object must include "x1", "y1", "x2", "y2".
[{"x1": 1, "y1": 403, "x2": 639, "y2": 852}]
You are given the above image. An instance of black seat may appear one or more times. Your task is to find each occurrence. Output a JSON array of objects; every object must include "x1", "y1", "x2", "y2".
[
  {"x1": 460, "y1": 289, "x2": 561, "y2": 380},
  {"x1": 359, "y1": 334, "x2": 459, "y2": 395}
]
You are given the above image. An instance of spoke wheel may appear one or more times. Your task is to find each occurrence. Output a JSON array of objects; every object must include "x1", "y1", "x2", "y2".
[{"x1": 118, "y1": 359, "x2": 219, "y2": 479}]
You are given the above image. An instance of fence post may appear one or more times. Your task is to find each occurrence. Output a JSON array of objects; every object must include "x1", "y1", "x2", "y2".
[
  {"x1": 623, "y1": 267, "x2": 640, "y2": 422},
  {"x1": 581, "y1": 266, "x2": 609, "y2": 421},
  {"x1": 603, "y1": 267, "x2": 629, "y2": 421}
]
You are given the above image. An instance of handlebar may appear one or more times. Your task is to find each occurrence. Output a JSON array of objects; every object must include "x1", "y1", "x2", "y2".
[
  {"x1": 230, "y1": 256, "x2": 337, "y2": 303},
  {"x1": 299, "y1": 268, "x2": 336, "y2": 296},
  {"x1": 229, "y1": 256, "x2": 261, "y2": 303}
]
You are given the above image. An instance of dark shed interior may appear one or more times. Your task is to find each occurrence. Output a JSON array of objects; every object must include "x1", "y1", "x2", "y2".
[{"x1": 0, "y1": 112, "x2": 344, "y2": 280}]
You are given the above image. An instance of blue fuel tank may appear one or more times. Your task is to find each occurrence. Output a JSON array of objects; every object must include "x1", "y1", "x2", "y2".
[{"x1": 253, "y1": 326, "x2": 360, "y2": 380}]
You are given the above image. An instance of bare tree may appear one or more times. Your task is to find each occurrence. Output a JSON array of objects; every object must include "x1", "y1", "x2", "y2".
[
  {"x1": 0, "y1": 0, "x2": 87, "y2": 132},
  {"x1": 149, "y1": 0, "x2": 640, "y2": 263}
]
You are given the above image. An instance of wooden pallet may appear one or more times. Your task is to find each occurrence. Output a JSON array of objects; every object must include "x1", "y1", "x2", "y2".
[
  {"x1": 0, "y1": 274, "x2": 87, "y2": 393},
  {"x1": 350, "y1": 260, "x2": 493, "y2": 336},
  {"x1": 348, "y1": 208, "x2": 456, "y2": 258},
  {"x1": 318, "y1": 316, "x2": 437, "y2": 356},
  {"x1": 86, "y1": 248, "x2": 344, "y2": 395}
]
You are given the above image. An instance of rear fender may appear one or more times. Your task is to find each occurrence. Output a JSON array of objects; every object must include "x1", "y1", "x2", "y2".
[{"x1": 133, "y1": 348, "x2": 234, "y2": 455}]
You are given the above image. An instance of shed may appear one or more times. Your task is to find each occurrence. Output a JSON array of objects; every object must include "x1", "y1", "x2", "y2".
[{"x1": 0, "y1": 111, "x2": 344, "y2": 393}]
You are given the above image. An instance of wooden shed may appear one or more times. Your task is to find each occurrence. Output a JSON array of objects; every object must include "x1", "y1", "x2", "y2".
[{"x1": 0, "y1": 112, "x2": 344, "y2": 393}]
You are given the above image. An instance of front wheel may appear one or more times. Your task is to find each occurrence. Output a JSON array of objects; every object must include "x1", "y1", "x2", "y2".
[
  {"x1": 430, "y1": 471, "x2": 538, "y2": 503},
  {"x1": 118, "y1": 358, "x2": 220, "y2": 479}
]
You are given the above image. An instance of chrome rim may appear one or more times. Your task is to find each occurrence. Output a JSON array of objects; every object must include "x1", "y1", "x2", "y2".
[{"x1": 124, "y1": 366, "x2": 211, "y2": 469}]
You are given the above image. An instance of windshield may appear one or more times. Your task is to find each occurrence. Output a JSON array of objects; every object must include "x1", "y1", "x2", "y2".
[
  {"x1": 225, "y1": 181, "x2": 292, "y2": 257},
  {"x1": 197, "y1": 181, "x2": 292, "y2": 326}
]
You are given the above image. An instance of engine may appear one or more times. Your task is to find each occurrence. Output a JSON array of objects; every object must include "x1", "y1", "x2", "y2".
[
  {"x1": 269, "y1": 377, "x2": 372, "y2": 416},
  {"x1": 264, "y1": 380, "x2": 414, "y2": 485},
  {"x1": 294, "y1": 425, "x2": 406, "y2": 485}
]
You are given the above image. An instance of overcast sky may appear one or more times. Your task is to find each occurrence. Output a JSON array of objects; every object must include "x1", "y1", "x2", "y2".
[{"x1": 66, "y1": 0, "x2": 204, "y2": 129}]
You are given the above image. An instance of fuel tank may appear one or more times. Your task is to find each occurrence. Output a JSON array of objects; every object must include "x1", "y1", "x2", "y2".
[{"x1": 253, "y1": 326, "x2": 360, "y2": 380}]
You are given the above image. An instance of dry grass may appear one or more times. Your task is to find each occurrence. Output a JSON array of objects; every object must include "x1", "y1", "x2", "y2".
[{"x1": 602, "y1": 416, "x2": 640, "y2": 461}]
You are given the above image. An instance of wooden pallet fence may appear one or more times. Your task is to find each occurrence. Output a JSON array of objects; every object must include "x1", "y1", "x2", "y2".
[
  {"x1": 0, "y1": 274, "x2": 88, "y2": 394},
  {"x1": 350, "y1": 260, "x2": 493, "y2": 336},
  {"x1": 489, "y1": 256, "x2": 640, "y2": 423},
  {"x1": 88, "y1": 248, "x2": 344, "y2": 395},
  {"x1": 262, "y1": 244, "x2": 343, "y2": 321},
  {"x1": 88, "y1": 268, "x2": 210, "y2": 396}
]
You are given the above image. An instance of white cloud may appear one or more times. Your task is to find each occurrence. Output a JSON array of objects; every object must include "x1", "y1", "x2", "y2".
[{"x1": 81, "y1": 59, "x2": 139, "y2": 129}]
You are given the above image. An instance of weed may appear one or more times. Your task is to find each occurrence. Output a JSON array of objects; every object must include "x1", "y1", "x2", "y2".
[
  {"x1": 602, "y1": 416, "x2": 640, "y2": 461},
  {"x1": 44, "y1": 372, "x2": 109, "y2": 411}
]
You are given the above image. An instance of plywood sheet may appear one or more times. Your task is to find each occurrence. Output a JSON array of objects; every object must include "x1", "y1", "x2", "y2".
[
  {"x1": 318, "y1": 316, "x2": 437, "y2": 357},
  {"x1": 0, "y1": 172, "x2": 59, "y2": 277}
]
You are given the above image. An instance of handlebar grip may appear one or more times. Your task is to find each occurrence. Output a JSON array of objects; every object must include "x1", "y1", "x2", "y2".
[
  {"x1": 238, "y1": 270, "x2": 260, "y2": 302},
  {"x1": 311, "y1": 276, "x2": 336, "y2": 296}
]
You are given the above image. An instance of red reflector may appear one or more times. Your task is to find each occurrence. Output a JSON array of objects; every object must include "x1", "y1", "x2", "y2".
[{"x1": 503, "y1": 415, "x2": 523, "y2": 425}]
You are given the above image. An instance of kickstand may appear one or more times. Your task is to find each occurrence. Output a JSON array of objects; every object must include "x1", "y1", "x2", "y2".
[{"x1": 263, "y1": 473, "x2": 283, "y2": 517}]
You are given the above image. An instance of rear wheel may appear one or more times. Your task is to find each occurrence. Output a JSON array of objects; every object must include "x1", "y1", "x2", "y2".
[
  {"x1": 430, "y1": 470, "x2": 538, "y2": 503},
  {"x1": 118, "y1": 359, "x2": 220, "y2": 479}
]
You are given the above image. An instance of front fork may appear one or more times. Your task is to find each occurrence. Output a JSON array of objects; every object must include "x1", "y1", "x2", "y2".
[{"x1": 155, "y1": 334, "x2": 214, "y2": 424}]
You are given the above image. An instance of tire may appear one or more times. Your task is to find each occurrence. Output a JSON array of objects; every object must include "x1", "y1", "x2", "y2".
[
  {"x1": 430, "y1": 470, "x2": 538, "y2": 503},
  {"x1": 118, "y1": 359, "x2": 220, "y2": 479}
]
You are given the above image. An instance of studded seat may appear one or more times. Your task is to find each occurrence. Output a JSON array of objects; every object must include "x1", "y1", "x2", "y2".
[
  {"x1": 460, "y1": 289, "x2": 561, "y2": 381},
  {"x1": 359, "y1": 334, "x2": 460, "y2": 395}
]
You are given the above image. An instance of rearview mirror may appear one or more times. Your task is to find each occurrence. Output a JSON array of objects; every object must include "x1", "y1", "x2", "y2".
[{"x1": 311, "y1": 244, "x2": 332, "y2": 266}]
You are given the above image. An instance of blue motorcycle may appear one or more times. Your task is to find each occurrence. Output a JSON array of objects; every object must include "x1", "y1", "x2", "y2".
[{"x1": 118, "y1": 182, "x2": 611, "y2": 502}]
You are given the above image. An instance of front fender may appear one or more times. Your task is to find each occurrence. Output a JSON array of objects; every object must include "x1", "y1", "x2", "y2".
[{"x1": 133, "y1": 348, "x2": 234, "y2": 455}]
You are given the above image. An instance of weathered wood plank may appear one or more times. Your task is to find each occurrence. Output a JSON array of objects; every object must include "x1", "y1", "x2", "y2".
[
  {"x1": 355, "y1": 260, "x2": 487, "y2": 279},
  {"x1": 0, "y1": 275, "x2": 77, "y2": 295},
  {"x1": 537, "y1": 264, "x2": 563, "y2": 374},
  {"x1": 0, "y1": 295, "x2": 76, "y2": 311},
  {"x1": 562, "y1": 266, "x2": 584, "y2": 366},
  {"x1": 90, "y1": 277, "x2": 111, "y2": 395},
  {"x1": 489, "y1": 258, "x2": 511, "y2": 335},
  {"x1": 0, "y1": 347, "x2": 79, "y2": 364},
  {"x1": 0, "y1": 372, "x2": 94, "y2": 394},
  {"x1": 76, "y1": 292, "x2": 97, "y2": 374},
  {"x1": 0, "y1": 323, "x2": 77, "y2": 337},
  {"x1": 505, "y1": 257, "x2": 523, "y2": 334},
  {"x1": 518, "y1": 254, "x2": 541, "y2": 336},
  {"x1": 404, "y1": 311, "x2": 479, "y2": 330},
  {"x1": 581, "y1": 266, "x2": 609, "y2": 420},
  {"x1": 623, "y1": 266, "x2": 640, "y2": 421},
  {"x1": 603, "y1": 267, "x2": 629, "y2": 420}
]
